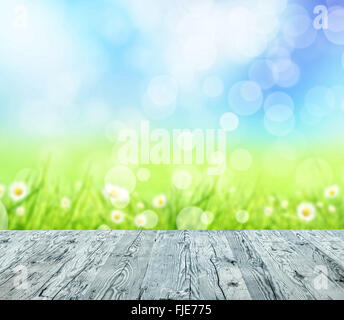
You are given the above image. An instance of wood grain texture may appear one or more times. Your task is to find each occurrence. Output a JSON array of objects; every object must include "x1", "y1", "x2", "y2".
[
  {"x1": 192, "y1": 231, "x2": 251, "y2": 300},
  {"x1": 83, "y1": 230, "x2": 158, "y2": 300},
  {"x1": 0, "y1": 230, "x2": 344, "y2": 300},
  {"x1": 224, "y1": 230, "x2": 310, "y2": 300},
  {"x1": 134, "y1": 230, "x2": 194, "y2": 300}
]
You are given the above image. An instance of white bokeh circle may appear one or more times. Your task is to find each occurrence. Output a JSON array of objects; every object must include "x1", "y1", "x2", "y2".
[
  {"x1": 282, "y1": 4, "x2": 317, "y2": 49},
  {"x1": 228, "y1": 81, "x2": 263, "y2": 116},
  {"x1": 324, "y1": 7, "x2": 344, "y2": 45},
  {"x1": 264, "y1": 114, "x2": 295, "y2": 136},
  {"x1": 176, "y1": 206, "x2": 207, "y2": 230},
  {"x1": 265, "y1": 104, "x2": 293, "y2": 122},
  {"x1": 201, "y1": 211, "x2": 214, "y2": 225},
  {"x1": 264, "y1": 91, "x2": 294, "y2": 111},
  {"x1": 236, "y1": 210, "x2": 249, "y2": 224},
  {"x1": 172, "y1": 170, "x2": 192, "y2": 190},
  {"x1": 219, "y1": 112, "x2": 239, "y2": 132},
  {"x1": 142, "y1": 210, "x2": 159, "y2": 229},
  {"x1": 137, "y1": 168, "x2": 151, "y2": 182},
  {"x1": 272, "y1": 59, "x2": 300, "y2": 88}
]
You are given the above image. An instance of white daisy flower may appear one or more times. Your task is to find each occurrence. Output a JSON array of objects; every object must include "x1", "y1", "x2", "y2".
[
  {"x1": 324, "y1": 185, "x2": 339, "y2": 198},
  {"x1": 0, "y1": 184, "x2": 5, "y2": 198},
  {"x1": 16, "y1": 206, "x2": 25, "y2": 216},
  {"x1": 281, "y1": 200, "x2": 289, "y2": 209},
  {"x1": 135, "y1": 214, "x2": 147, "y2": 228},
  {"x1": 110, "y1": 210, "x2": 125, "y2": 224},
  {"x1": 104, "y1": 184, "x2": 130, "y2": 206},
  {"x1": 297, "y1": 203, "x2": 316, "y2": 222},
  {"x1": 137, "y1": 202, "x2": 145, "y2": 209},
  {"x1": 317, "y1": 201, "x2": 324, "y2": 208},
  {"x1": 328, "y1": 205, "x2": 336, "y2": 213},
  {"x1": 153, "y1": 194, "x2": 167, "y2": 208},
  {"x1": 264, "y1": 206, "x2": 273, "y2": 216},
  {"x1": 10, "y1": 182, "x2": 28, "y2": 201},
  {"x1": 61, "y1": 197, "x2": 71, "y2": 209}
]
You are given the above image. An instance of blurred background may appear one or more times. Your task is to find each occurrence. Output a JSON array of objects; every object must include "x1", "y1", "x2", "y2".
[
  {"x1": 1, "y1": 0, "x2": 344, "y2": 229},
  {"x1": 0, "y1": 0, "x2": 344, "y2": 183}
]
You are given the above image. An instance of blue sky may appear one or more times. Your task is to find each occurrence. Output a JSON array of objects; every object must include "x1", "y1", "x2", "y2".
[{"x1": 1, "y1": 0, "x2": 344, "y2": 145}]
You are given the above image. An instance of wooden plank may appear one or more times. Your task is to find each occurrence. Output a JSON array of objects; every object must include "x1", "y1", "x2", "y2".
[
  {"x1": 1, "y1": 231, "x2": 344, "y2": 300},
  {"x1": 33, "y1": 231, "x2": 124, "y2": 300},
  {"x1": 138, "y1": 230, "x2": 196, "y2": 300},
  {"x1": 225, "y1": 231, "x2": 314, "y2": 300},
  {"x1": 329, "y1": 230, "x2": 344, "y2": 242},
  {"x1": 250, "y1": 231, "x2": 344, "y2": 300},
  {"x1": 288, "y1": 230, "x2": 344, "y2": 296},
  {"x1": 191, "y1": 231, "x2": 251, "y2": 300},
  {"x1": 0, "y1": 231, "x2": 90, "y2": 300},
  {"x1": 0, "y1": 231, "x2": 48, "y2": 274},
  {"x1": 292, "y1": 230, "x2": 344, "y2": 269},
  {"x1": 83, "y1": 230, "x2": 157, "y2": 300}
]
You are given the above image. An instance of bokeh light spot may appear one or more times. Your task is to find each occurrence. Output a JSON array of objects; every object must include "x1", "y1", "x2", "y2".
[
  {"x1": 219, "y1": 112, "x2": 239, "y2": 132},
  {"x1": 177, "y1": 206, "x2": 207, "y2": 230},
  {"x1": 236, "y1": 210, "x2": 249, "y2": 224},
  {"x1": 137, "y1": 168, "x2": 150, "y2": 182},
  {"x1": 228, "y1": 81, "x2": 263, "y2": 116},
  {"x1": 264, "y1": 91, "x2": 294, "y2": 111},
  {"x1": 201, "y1": 211, "x2": 214, "y2": 225},
  {"x1": 324, "y1": 7, "x2": 344, "y2": 45},
  {"x1": 142, "y1": 210, "x2": 159, "y2": 229},
  {"x1": 172, "y1": 170, "x2": 192, "y2": 190}
]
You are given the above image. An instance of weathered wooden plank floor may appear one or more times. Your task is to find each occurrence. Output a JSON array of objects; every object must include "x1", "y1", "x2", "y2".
[{"x1": 0, "y1": 231, "x2": 344, "y2": 300}]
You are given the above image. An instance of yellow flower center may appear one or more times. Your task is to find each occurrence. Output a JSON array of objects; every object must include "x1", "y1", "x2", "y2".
[
  {"x1": 157, "y1": 198, "x2": 164, "y2": 205},
  {"x1": 302, "y1": 208, "x2": 311, "y2": 217},
  {"x1": 329, "y1": 189, "x2": 335, "y2": 196},
  {"x1": 14, "y1": 187, "x2": 23, "y2": 196},
  {"x1": 109, "y1": 189, "x2": 120, "y2": 199},
  {"x1": 114, "y1": 213, "x2": 121, "y2": 220}
]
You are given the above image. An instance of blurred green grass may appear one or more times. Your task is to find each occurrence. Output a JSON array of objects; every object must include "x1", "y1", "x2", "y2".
[
  {"x1": 1, "y1": 137, "x2": 344, "y2": 230},
  {"x1": 1, "y1": 161, "x2": 343, "y2": 230}
]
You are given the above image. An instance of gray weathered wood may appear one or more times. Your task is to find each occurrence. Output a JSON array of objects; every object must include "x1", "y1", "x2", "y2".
[
  {"x1": 253, "y1": 230, "x2": 344, "y2": 299},
  {"x1": 0, "y1": 230, "x2": 344, "y2": 300},
  {"x1": 225, "y1": 231, "x2": 312, "y2": 299},
  {"x1": 136, "y1": 230, "x2": 195, "y2": 300},
  {"x1": 192, "y1": 231, "x2": 251, "y2": 300},
  {"x1": 83, "y1": 230, "x2": 158, "y2": 300}
]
